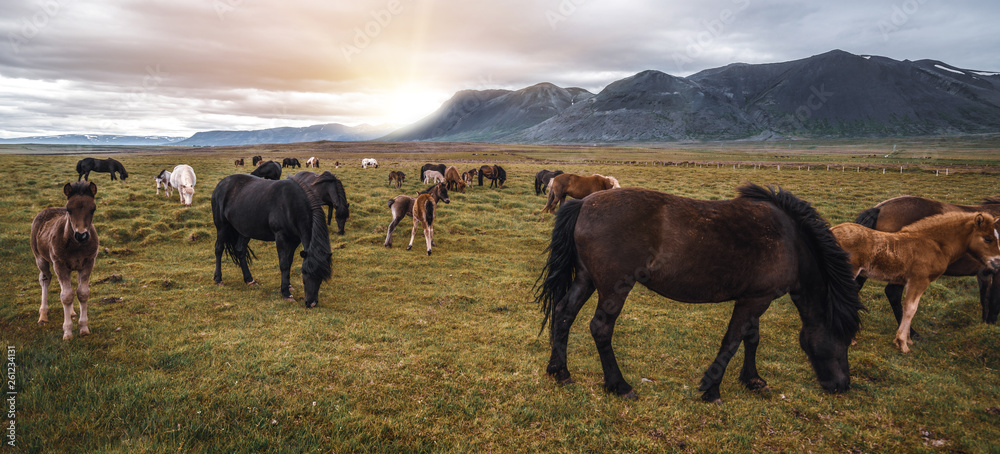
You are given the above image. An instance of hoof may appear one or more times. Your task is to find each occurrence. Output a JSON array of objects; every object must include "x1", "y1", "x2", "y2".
[
  {"x1": 80, "y1": 327, "x2": 90, "y2": 337},
  {"x1": 305, "y1": 301, "x2": 317, "y2": 309},
  {"x1": 284, "y1": 297, "x2": 296, "y2": 302},
  {"x1": 745, "y1": 378, "x2": 770, "y2": 391},
  {"x1": 246, "y1": 280, "x2": 258, "y2": 286},
  {"x1": 63, "y1": 333, "x2": 73, "y2": 340},
  {"x1": 406, "y1": 245, "x2": 412, "y2": 250},
  {"x1": 215, "y1": 281, "x2": 224, "y2": 286},
  {"x1": 427, "y1": 250, "x2": 432, "y2": 256},
  {"x1": 621, "y1": 390, "x2": 638, "y2": 400}
]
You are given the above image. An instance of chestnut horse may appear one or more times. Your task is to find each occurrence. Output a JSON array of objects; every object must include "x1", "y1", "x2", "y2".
[
  {"x1": 408, "y1": 183, "x2": 451, "y2": 255},
  {"x1": 541, "y1": 173, "x2": 619, "y2": 213},
  {"x1": 444, "y1": 166, "x2": 466, "y2": 193},
  {"x1": 534, "y1": 169, "x2": 564, "y2": 196},
  {"x1": 855, "y1": 196, "x2": 1000, "y2": 326},
  {"x1": 462, "y1": 170, "x2": 476, "y2": 186},
  {"x1": 388, "y1": 170, "x2": 405, "y2": 189},
  {"x1": 32, "y1": 182, "x2": 99, "y2": 340},
  {"x1": 833, "y1": 212, "x2": 1000, "y2": 353},
  {"x1": 535, "y1": 184, "x2": 864, "y2": 402}
]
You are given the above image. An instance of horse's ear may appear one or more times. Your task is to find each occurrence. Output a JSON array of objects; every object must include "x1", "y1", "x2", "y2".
[
  {"x1": 63, "y1": 183, "x2": 72, "y2": 197},
  {"x1": 89, "y1": 182, "x2": 98, "y2": 196}
]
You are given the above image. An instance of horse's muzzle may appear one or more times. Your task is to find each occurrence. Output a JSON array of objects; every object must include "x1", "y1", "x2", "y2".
[
  {"x1": 74, "y1": 231, "x2": 90, "y2": 243},
  {"x1": 820, "y1": 376, "x2": 851, "y2": 394},
  {"x1": 987, "y1": 257, "x2": 1000, "y2": 272}
]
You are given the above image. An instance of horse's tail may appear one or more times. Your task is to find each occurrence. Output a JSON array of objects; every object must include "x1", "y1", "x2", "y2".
[
  {"x1": 424, "y1": 199, "x2": 435, "y2": 226},
  {"x1": 211, "y1": 187, "x2": 256, "y2": 267},
  {"x1": 534, "y1": 198, "x2": 584, "y2": 339},
  {"x1": 854, "y1": 206, "x2": 881, "y2": 229},
  {"x1": 738, "y1": 183, "x2": 865, "y2": 341}
]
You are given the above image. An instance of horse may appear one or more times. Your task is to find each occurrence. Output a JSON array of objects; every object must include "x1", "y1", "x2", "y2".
[
  {"x1": 252, "y1": 155, "x2": 263, "y2": 166},
  {"x1": 855, "y1": 196, "x2": 1000, "y2": 326},
  {"x1": 832, "y1": 212, "x2": 1000, "y2": 353},
  {"x1": 444, "y1": 166, "x2": 466, "y2": 193},
  {"x1": 408, "y1": 183, "x2": 451, "y2": 255},
  {"x1": 169, "y1": 164, "x2": 197, "y2": 206},
  {"x1": 335, "y1": 161, "x2": 340, "y2": 168},
  {"x1": 384, "y1": 195, "x2": 415, "y2": 248},
  {"x1": 251, "y1": 161, "x2": 282, "y2": 180},
  {"x1": 478, "y1": 165, "x2": 507, "y2": 188},
  {"x1": 76, "y1": 158, "x2": 128, "y2": 182},
  {"x1": 235, "y1": 158, "x2": 245, "y2": 167},
  {"x1": 31, "y1": 181, "x2": 99, "y2": 340},
  {"x1": 541, "y1": 173, "x2": 620, "y2": 213},
  {"x1": 282, "y1": 157, "x2": 301, "y2": 168},
  {"x1": 155, "y1": 169, "x2": 173, "y2": 196},
  {"x1": 290, "y1": 171, "x2": 351, "y2": 235},
  {"x1": 211, "y1": 174, "x2": 333, "y2": 308},
  {"x1": 423, "y1": 170, "x2": 446, "y2": 185},
  {"x1": 462, "y1": 170, "x2": 476, "y2": 186},
  {"x1": 420, "y1": 163, "x2": 447, "y2": 182},
  {"x1": 388, "y1": 170, "x2": 405, "y2": 189},
  {"x1": 362, "y1": 158, "x2": 379, "y2": 169},
  {"x1": 534, "y1": 184, "x2": 864, "y2": 403},
  {"x1": 534, "y1": 169, "x2": 564, "y2": 196},
  {"x1": 306, "y1": 157, "x2": 319, "y2": 168}
]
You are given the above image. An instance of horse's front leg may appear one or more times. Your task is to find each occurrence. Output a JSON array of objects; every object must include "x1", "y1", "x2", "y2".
[
  {"x1": 700, "y1": 299, "x2": 768, "y2": 403},
  {"x1": 54, "y1": 266, "x2": 75, "y2": 340},
  {"x1": 978, "y1": 269, "x2": 998, "y2": 323},
  {"x1": 735, "y1": 298, "x2": 773, "y2": 393},
  {"x1": 76, "y1": 260, "x2": 94, "y2": 337},
  {"x1": 36, "y1": 259, "x2": 51, "y2": 324},
  {"x1": 547, "y1": 269, "x2": 596, "y2": 385},
  {"x1": 896, "y1": 279, "x2": 929, "y2": 353},
  {"x1": 591, "y1": 280, "x2": 635, "y2": 398},
  {"x1": 275, "y1": 235, "x2": 299, "y2": 300}
]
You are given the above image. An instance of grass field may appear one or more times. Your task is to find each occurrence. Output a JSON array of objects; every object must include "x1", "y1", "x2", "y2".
[{"x1": 2, "y1": 140, "x2": 1000, "y2": 452}]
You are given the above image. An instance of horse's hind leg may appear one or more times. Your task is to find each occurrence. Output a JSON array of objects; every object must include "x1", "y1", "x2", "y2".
[
  {"x1": 423, "y1": 224, "x2": 433, "y2": 255},
  {"x1": 884, "y1": 283, "x2": 920, "y2": 339},
  {"x1": 547, "y1": 268, "x2": 596, "y2": 385},
  {"x1": 36, "y1": 259, "x2": 52, "y2": 323},
  {"x1": 591, "y1": 280, "x2": 636, "y2": 398},
  {"x1": 406, "y1": 218, "x2": 420, "y2": 251},
  {"x1": 384, "y1": 212, "x2": 404, "y2": 248}
]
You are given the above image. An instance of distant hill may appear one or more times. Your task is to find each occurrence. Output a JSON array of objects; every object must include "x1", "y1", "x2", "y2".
[
  {"x1": 387, "y1": 50, "x2": 1000, "y2": 142},
  {"x1": 174, "y1": 123, "x2": 395, "y2": 146},
  {"x1": 0, "y1": 134, "x2": 185, "y2": 145}
]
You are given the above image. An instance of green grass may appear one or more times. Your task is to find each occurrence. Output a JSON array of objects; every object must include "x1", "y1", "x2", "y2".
[{"x1": 2, "y1": 141, "x2": 1000, "y2": 453}]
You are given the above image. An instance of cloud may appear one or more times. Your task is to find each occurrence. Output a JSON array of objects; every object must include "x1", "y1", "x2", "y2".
[{"x1": 0, "y1": 0, "x2": 998, "y2": 138}]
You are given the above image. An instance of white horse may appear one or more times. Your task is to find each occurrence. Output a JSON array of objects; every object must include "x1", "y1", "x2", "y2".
[
  {"x1": 306, "y1": 157, "x2": 319, "y2": 168},
  {"x1": 362, "y1": 158, "x2": 379, "y2": 169},
  {"x1": 423, "y1": 170, "x2": 446, "y2": 184},
  {"x1": 169, "y1": 164, "x2": 197, "y2": 206},
  {"x1": 155, "y1": 169, "x2": 173, "y2": 196}
]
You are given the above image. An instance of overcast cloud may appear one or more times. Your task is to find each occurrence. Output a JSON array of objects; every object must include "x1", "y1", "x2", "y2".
[{"x1": 1, "y1": 0, "x2": 997, "y2": 138}]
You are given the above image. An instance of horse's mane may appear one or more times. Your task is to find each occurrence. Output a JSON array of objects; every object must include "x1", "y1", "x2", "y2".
[
  {"x1": 605, "y1": 176, "x2": 620, "y2": 188},
  {"x1": 899, "y1": 211, "x2": 987, "y2": 233},
  {"x1": 982, "y1": 196, "x2": 1000, "y2": 205},
  {"x1": 316, "y1": 171, "x2": 349, "y2": 216},
  {"x1": 738, "y1": 183, "x2": 865, "y2": 340},
  {"x1": 289, "y1": 178, "x2": 332, "y2": 281}
]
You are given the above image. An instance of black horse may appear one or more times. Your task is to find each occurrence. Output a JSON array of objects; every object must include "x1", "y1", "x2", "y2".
[
  {"x1": 211, "y1": 174, "x2": 332, "y2": 308},
  {"x1": 534, "y1": 184, "x2": 864, "y2": 403},
  {"x1": 479, "y1": 165, "x2": 507, "y2": 188},
  {"x1": 251, "y1": 161, "x2": 282, "y2": 180},
  {"x1": 534, "y1": 169, "x2": 564, "y2": 196},
  {"x1": 76, "y1": 158, "x2": 128, "y2": 182},
  {"x1": 290, "y1": 171, "x2": 350, "y2": 235},
  {"x1": 420, "y1": 163, "x2": 446, "y2": 183},
  {"x1": 282, "y1": 157, "x2": 301, "y2": 168}
]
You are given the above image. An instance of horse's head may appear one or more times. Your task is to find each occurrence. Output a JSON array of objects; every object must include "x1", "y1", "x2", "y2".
[
  {"x1": 118, "y1": 167, "x2": 129, "y2": 181},
  {"x1": 434, "y1": 183, "x2": 450, "y2": 204},
  {"x1": 798, "y1": 321, "x2": 852, "y2": 394},
  {"x1": 968, "y1": 213, "x2": 1000, "y2": 271},
  {"x1": 605, "y1": 176, "x2": 621, "y2": 189},
  {"x1": 63, "y1": 182, "x2": 97, "y2": 244}
]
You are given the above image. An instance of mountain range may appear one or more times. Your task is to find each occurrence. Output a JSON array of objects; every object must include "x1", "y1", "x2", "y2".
[{"x1": 3, "y1": 50, "x2": 999, "y2": 145}]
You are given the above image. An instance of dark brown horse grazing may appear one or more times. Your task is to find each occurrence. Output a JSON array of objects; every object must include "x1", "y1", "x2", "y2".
[
  {"x1": 290, "y1": 171, "x2": 350, "y2": 235},
  {"x1": 408, "y1": 183, "x2": 450, "y2": 255},
  {"x1": 833, "y1": 212, "x2": 1000, "y2": 353},
  {"x1": 76, "y1": 158, "x2": 128, "y2": 182},
  {"x1": 251, "y1": 161, "x2": 282, "y2": 180},
  {"x1": 541, "y1": 173, "x2": 619, "y2": 213},
  {"x1": 534, "y1": 169, "x2": 564, "y2": 196},
  {"x1": 535, "y1": 184, "x2": 864, "y2": 403},
  {"x1": 478, "y1": 165, "x2": 507, "y2": 188},
  {"x1": 31, "y1": 182, "x2": 99, "y2": 340},
  {"x1": 855, "y1": 196, "x2": 1000, "y2": 326},
  {"x1": 444, "y1": 166, "x2": 466, "y2": 193},
  {"x1": 388, "y1": 171, "x2": 405, "y2": 189}
]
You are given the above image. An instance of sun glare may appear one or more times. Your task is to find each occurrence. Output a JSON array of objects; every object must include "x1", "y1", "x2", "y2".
[{"x1": 382, "y1": 89, "x2": 448, "y2": 125}]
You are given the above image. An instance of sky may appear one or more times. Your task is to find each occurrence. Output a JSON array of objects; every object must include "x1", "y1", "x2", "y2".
[{"x1": 1, "y1": 0, "x2": 998, "y2": 138}]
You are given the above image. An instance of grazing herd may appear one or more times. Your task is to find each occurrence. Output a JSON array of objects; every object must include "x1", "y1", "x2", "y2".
[{"x1": 27, "y1": 155, "x2": 1000, "y2": 404}]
